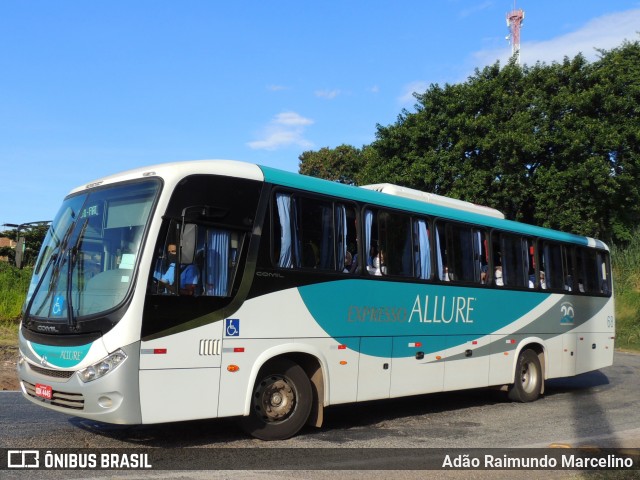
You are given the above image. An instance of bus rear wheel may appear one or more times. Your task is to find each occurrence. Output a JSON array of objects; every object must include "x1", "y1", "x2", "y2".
[
  {"x1": 508, "y1": 349, "x2": 543, "y2": 403},
  {"x1": 240, "y1": 358, "x2": 312, "y2": 440}
]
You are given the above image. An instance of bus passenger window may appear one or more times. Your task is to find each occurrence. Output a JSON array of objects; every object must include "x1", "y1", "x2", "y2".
[
  {"x1": 413, "y1": 219, "x2": 432, "y2": 280},
  {"x1": 491, "y1": 234, "x2": 503, "y2": 286},
  {"x1": 435, "y1": 224, "x2": 449, "y2": 281},
  {"x1": 576, "y1": 247, "x2": 601, "y2": 294},
  {"x1": 378, "y1": 211, "x2": 413, "y2": 277},
  {"x1": 563, "y1": 246, "x2": 575, "y2": 291},
  {"x1": 446, "y1": 223, "x2": 478, "y2": 283},
  {"x1": 474, "y1": 228, "x2": 489, "y2": 284},
  {"x1": 364, "y1": 209, "x2": 380, "y2": 275},
  {"x1": 500, "y1": 233, "x2": 527, "y2": 288},
  {"x1": 541, "y1": 242, "x2": 563, "y2": 290},
  {"x1": 598, "y1": 252, "x2": 611, "y2": 294},
  {"x1": 526, "y1": 239, "x2": 536, "y2": 288},
  {"x1": 273, "y1": 193, "x2": 295, "y2": 268},
  {"x1": 340, "y1": 205, "x2": 358, "y2": 274}
]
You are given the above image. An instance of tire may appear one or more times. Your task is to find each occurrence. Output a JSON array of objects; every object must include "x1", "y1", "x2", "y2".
[
  {"x1": 240, "y1": 358, "x2": 312, "y2": 440},
  {"x1": 507, "y1": 349, "x2": 543, "y2": 403}
]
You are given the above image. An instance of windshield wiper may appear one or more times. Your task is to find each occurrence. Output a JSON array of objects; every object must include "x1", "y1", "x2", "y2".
[
  {"x1": 66, "y1": 217, "x2": 89, "y2": 328},
  {"x1": 23, "y1": 252, "x2": 59, "y2": 322},
  {"x1": 24, "y1": 211, "x2": 77, "y2": 323}
]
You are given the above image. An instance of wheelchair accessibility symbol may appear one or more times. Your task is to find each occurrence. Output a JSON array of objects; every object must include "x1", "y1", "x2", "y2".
[
  {"x1": 52, "y1": 295, "x2": 65, "y2": 316},
  {"x1": 225, "y1": 318, "x2": 240, "y2": 337}
]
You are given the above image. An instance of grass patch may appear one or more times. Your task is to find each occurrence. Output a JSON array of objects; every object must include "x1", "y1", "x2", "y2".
[
  {"x1": 611, "y1": 234, "x2": 640, "y2": 352},
  {"x1": 0, "y1": 262, "x2": 30, "y2": 347},
  {"x1": 0, "y1": 320, "x2": 19, "y2": 347},
  {"x1": 0, "y1": 263, "x2": 30, "y2": 321}
]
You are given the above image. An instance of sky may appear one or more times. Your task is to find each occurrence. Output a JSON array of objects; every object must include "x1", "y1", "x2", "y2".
[{"x1": 1, "y1": 1, "x2": 639, "y2": 227}]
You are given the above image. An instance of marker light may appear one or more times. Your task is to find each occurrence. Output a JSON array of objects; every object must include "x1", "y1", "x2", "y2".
[{"x1": 78, "y1": 350, "x2": 127, "y2": 383}]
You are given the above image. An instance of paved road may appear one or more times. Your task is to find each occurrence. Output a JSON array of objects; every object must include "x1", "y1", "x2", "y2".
[{"x1": 1, "y1": 352, "x2": 639, "y2": 478}]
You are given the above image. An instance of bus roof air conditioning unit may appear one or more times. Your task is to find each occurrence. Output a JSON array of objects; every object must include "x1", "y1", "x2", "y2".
[{"x1": 360, "y1": 183, "x2": 505, "y2": 219}]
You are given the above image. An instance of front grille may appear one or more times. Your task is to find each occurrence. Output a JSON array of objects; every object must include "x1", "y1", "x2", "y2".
[
  {"x1": 22, "y1": 381, "x2": 84, "y2": 410},
  {"x1": 28, "y1": 363, "x2": 75, "y2": 380}
]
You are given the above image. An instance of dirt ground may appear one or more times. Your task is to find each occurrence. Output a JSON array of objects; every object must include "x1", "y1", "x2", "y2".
[{"x1": 0, "y1": 345, "x2": 19, "y2": 391}]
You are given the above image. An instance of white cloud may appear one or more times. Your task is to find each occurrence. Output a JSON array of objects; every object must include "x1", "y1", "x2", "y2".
[
  {"x1": 398, "y1": 81, "x2": 430, "y2": 105},
  {"x1": 247, "y1": 111, "x2": 314, "y2": 151},
  {"x1": 315, "y1": 89, "x2": 342, "y2": 99},
  {"x1": 473, "y1": 8, "x2": 640, "y2": 67},
  {"x1": 267, "y1": 85, "x2": 289, "y2": 92},
  {"x1": 272, "y1": 111, "x2": 314, "y2": 126}
]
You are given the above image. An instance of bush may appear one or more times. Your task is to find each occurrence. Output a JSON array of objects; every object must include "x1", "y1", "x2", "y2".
[
  {"x1": 611, "y1": 234, "x2": 640, "y2": 351},
  {"x1": 0, "y1": 263, "x2": 31, "y2": 322}
]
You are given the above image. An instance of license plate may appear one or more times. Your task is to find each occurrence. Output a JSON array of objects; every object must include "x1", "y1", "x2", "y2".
[{"x1": 35, "y1": 383, "x2": 52, "y2": 400}]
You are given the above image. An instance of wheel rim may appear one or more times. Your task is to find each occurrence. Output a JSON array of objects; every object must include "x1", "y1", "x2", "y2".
[
  {"x1": 520, "y1": 360, "x2": 538, "y2": 394},
  {"x1": 254, "y1": 375, "x2": 296, "y2": 423}
]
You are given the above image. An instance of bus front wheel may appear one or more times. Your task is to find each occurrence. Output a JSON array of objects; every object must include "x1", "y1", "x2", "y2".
[
  {"x1": 240, "y1": 358, "x2": 312, "y2": 440},
  {"x1": 508, "y1": 349, "x2": 543, "y2": 403}
]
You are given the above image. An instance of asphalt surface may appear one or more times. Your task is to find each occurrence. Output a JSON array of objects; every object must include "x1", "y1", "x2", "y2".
[{"x1": 1, "y1": 352, "x2": 639, "y2": 479}]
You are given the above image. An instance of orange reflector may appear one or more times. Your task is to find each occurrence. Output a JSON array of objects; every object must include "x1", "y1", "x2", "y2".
[
  {"x1": 339, "y1": 361, "x2": 348, "y2": 365},
  {"x1": 338, "y1": 345, "x2": 347, "y2": 350},
  {"x1": 504, "y1": 352, "x2": 509, "y2": 356},
  {"x1": 233, "y1": 347, "x2": 245, "y2": 353},
  {"x1": 227, "y1": 365, "x2": 240, "y2": 372},
  {"x1": 435, "y1": 356, "x2": 442, "y2": 360},
  {"x1": 154, "y1": 348, "x2": 167, "y2": 354}
]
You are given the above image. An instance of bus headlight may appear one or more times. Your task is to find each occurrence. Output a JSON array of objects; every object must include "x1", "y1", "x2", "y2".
[{"x1": 78, "y1": 350, "x2": 127, "y2": 383}]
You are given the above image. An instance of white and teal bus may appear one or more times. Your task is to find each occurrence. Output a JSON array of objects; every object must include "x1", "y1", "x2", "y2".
[{"x1": 18, "y1": 160, "x2": 614, "y2": 440}]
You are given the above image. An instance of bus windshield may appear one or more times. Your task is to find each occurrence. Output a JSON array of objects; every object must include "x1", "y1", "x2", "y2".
[{"x1": 25, "y1": 179, "x2": 160, "y2": 324}]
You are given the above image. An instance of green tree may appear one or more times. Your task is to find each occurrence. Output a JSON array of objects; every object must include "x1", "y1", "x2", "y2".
[
  {"x1": 299, "y1": 144, "x2": 369, "y2": 185},
  {"x1": 0, "y1": 224, "x2": 49, "y2": 268},
  {"x1": 298, "y1": 40, "x2": 640, "y2": 244}
]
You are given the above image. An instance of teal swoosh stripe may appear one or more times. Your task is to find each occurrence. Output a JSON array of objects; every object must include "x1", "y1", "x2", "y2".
[
  {"x1": 298, "y1": 279, "x2": 551, "y2": 357},
  {"x1": 30, "y1": 341, "x2": 92, "y2": 368}
]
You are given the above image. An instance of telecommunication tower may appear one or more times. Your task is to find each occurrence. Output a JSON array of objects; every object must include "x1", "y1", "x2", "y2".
[{"x1": 506, "y1": 3, "x2": 525, "y2": 64}]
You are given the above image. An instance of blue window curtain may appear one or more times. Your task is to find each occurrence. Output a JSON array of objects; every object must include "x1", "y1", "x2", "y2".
[
  {"x1": 335, "y1": 205, "x2": 347, "y2": 272},
  {"x1": 364, "y1": 210, "x2": 373, "y2": 267},
  {"x1": 206, "y1": 229, "x2": 230, "y2": 296},
  {"x1": 276, "y1": 193, "x2": 293, "y2": 268},
  {"x1": 436, "y1": 225, "x2": 445, "y2": 280},
  {"x1": 473, "y1": 230, "x2": 482, "y2": 281},
  {"x1": 415, "y1": 220, "x2": 431, "y2": 279}
]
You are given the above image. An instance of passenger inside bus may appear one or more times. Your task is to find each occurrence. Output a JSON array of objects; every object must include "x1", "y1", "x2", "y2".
[
  {"x1": 155, "y1": 243, "x2": 200, "y2": 296},
  {"x1": 343, "y1": 251, "x2": 353, "y2": 273}
]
